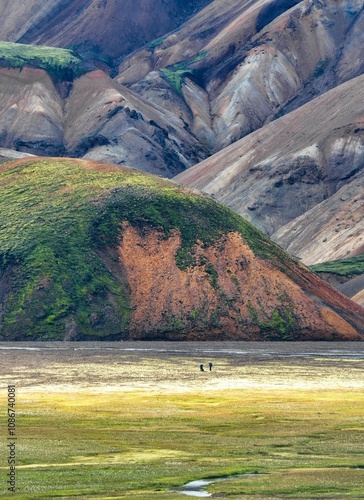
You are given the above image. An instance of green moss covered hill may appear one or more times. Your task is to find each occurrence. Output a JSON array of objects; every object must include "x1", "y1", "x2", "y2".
[{"x1": 0, "y1": 158, "x2": 362, "y2": 341}]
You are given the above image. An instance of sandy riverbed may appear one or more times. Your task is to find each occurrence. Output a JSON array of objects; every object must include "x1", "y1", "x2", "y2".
[{"x1": 1, "y1": 341, "x2": 363, "y2": 394}]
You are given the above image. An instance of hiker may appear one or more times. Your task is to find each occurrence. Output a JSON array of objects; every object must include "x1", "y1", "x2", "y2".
[
  {"x1": 200, "y1": 364, "x2": 204, "y2": 372},
  {"x1": 209, "y1": 362, "x2": 213, "y2": 371}
]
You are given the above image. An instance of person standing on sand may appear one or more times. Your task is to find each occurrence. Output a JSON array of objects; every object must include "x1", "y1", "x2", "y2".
[
  {"x1": 200, "y1": 364, "x2": 204, "y2": 371},
  {"x1": 209, "y1": 362, "x2": 213, "y2": 371}
]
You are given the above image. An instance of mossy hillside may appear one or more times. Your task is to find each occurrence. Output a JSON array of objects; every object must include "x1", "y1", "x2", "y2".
[
  {"x1": 160, "y1": 51, "x2": 207, "y2": 95},
  {"x1": 0, "y1": 158, "x2": 306, "y2": 339},
  {"x1": 311, "y1": 255, "x2": 364, "y2": 277},
  {"x1": 0, "y1": 41, "x2": 87, "y2": 80}
]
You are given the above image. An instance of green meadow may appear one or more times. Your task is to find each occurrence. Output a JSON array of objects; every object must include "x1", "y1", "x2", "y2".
[{"x1": 1, "y1": 349, "x2": 363, "y2": 499}]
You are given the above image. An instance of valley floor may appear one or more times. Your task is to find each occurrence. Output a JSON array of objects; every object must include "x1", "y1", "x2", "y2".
[{"x1": 0, "y1": 342, "x2": 363, "y2": 498}]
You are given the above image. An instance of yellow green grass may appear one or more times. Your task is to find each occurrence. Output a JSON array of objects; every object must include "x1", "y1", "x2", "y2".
[{"x1": 1, "y1": 388, "x2": 363, "y2": 499}]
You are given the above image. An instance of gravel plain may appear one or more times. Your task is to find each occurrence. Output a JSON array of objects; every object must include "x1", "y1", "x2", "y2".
[{"x1": 1, "y1": 341, "x2": 363, "y2": 393}]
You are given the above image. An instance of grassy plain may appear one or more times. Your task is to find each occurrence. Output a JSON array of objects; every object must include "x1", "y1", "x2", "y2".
[{"x1": 0, "y1": 342, "x2": 363, "y2": 499}]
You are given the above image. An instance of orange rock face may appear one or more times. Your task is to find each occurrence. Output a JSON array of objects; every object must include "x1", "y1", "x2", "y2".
[{"x1": 117, "y1": 223, "x2": 362, "y2": 340}]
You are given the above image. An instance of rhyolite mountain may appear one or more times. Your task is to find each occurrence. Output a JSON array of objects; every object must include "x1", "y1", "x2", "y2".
[
  {"x1": 0, "y1": 0, "x2": 363, "y2": 175},
  {"x1": 0, "y1": 0, "x2": 363, "y2": 310},
  {"x1": 0, "y1": 157, "x2": 363, "y2": 341},
  {"x1": 118, "y1": 0, "x2": 364, "y2": 151},
  {"x1": 0, "y1": 62, "x2": 203, "y2": 177},
  {"x1": 176, "y1": 75, "x2": 364, "y2": 260},
  {"x1": 0, "y1": 0, "x2": 211, "y2": 62}
]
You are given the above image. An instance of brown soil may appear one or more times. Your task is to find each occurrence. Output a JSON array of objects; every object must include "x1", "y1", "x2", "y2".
[{"x1": 117, "y1": 224, "x2": 362, "y2": 340}]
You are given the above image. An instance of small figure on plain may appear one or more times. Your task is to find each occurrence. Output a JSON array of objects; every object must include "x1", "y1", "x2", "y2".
[
  {"x1": 200, "y1": 364, "x2": 204, "y2": 372},
  {"x1": 209, "y1": 362, "x2": 213, "y2": 371}
]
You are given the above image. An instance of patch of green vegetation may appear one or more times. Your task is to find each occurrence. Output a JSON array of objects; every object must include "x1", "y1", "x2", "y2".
[
  {"x1": 247, "y1": 300, "x2": 258, "y2": 322},
  {"x1": 230, "y1": 274, "x2": 239, "y2": 288},
  {"x1": 147, "y1": 35, "x2": 167, "y2": 50},
  {"x1": 260, "y1": 308, "x2": 295, "y2": 340},
  {"x1": 311, "y1": 255, "x2": 364, "y2": 276},
  {"x1": 0, "y1": 41, "x2": 87, "y2": 80},
  {"x1": 160, "y1": 67, "x2": 187, "y2": 94},
  {"x1": 247, "y1": 300, "x2": 296, "y2": 339},
  {"x1": 160, "y1": 51, "x2": 206, "y2": 94}
]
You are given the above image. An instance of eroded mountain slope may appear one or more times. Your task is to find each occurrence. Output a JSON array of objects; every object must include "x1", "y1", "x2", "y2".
[
  {"x1": 0, "y1": 0, "x2": 363, "y2": 178},
  {"x1": 0, "y1": 66, "x2": 205, "y2": 176},
  {"x1": 118, "y1": 0, "x2": 364, "y2": 153},
  {"x1": 272, "y1": 174, "x2": 364, "y2": 265},
  {"x1": 0, "y1": 157, "x2": 362, "y2": 341},
  {"x1": 0, "y1": 0, "x2": 212, "y2": 62},
  {"x1": 176, "y1": 74, "x2": 364, "y2": 261}
]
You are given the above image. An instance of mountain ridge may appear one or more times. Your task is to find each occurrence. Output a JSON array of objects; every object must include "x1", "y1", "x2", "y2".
[{"x1": 175, "y1": 73, "x2": 364, "y2": 260}]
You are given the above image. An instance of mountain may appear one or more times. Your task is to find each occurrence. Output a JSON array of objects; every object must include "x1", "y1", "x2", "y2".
[
  {"x1": 175, "y1": 74, "x2": 364, "y2": 260},
  {"x1": 0, "y1": 157, "x2": 362, "y2": 341},
  {"x1": 118, "y1": 0, "x2": 364, "y2": 153},
  {"x1": 0, "y1": 0, "x2": 211, "y2": 63},
  {"x1": 0, "y1": 0, "x2": 363, "y2": 176},
  {"x1": 0, "y1": 0, "x2": 363, "y2": 315},
  {"x1": 0, "y1": 59, "x2": 203, "y2": 177}
]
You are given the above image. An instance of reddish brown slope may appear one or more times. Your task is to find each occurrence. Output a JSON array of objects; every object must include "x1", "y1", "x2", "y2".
[{"x1": 118, "y1": 224, "x2": 364, "y2": 340}]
